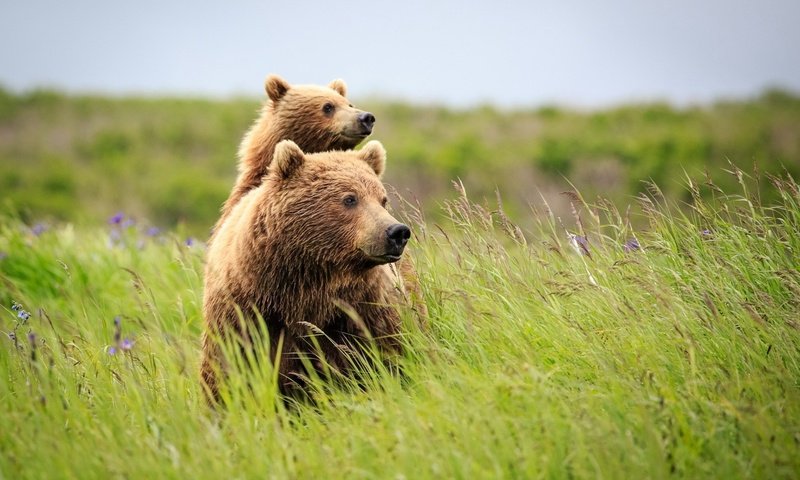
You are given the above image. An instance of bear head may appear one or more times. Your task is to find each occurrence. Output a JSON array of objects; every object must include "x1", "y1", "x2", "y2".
[
  {"x1": 265, "y1": 74, "x2": 375, "y2": 152},
  {"x1": 265, "y1": 140, "x2": 410, "y2": 270}
]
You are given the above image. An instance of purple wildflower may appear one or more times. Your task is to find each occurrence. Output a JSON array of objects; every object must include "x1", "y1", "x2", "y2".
[
  {"x1": 700, "y1": 229, "x2": 713, "y2": 236},
  {"x1": 567, "y1": 233, "x2": 591, "y2": 256},
  {"x1": 108, "y1": 316, "x2": 134, "y2": 355},
  {"x1": 623, "y1": 238, "x2": 641, "y2": 252},
  {"x1": 121, "y1": 218, "x2": 136, "y2": 229},
  {"x1": 108, "y1": 212, "x2": 124, "y2": 225},
  {"x1": 146, "y1": 226, "x2": 161, "y2": 237},
  {"x1": 31, "y1": 223, "x2": 47, "y2": 236},
  {"x1": 11, "y1": 302, "x2": 31, "y2": 323},
  {"x1": 184, "y1": 237, "x2": 194, "y2": 247}
]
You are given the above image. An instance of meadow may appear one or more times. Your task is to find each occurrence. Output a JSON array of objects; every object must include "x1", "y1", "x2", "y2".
[
  {"x1": 1, "y1": 88, "x2": 799, "y2": 478},
  {"x1": 1, "y1": 169, "x2": 799, "y2": 478}
]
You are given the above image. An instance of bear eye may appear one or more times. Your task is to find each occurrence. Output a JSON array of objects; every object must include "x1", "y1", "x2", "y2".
[
  {"x1": 381, "y1": 197, "x2": 388, "y2": 208},
  {"x1": 322, "y1": 103, "x2": 335, "y2": 115},
  {"x1": 343, "y1": 194, "x2": 358, "y2": 207}
]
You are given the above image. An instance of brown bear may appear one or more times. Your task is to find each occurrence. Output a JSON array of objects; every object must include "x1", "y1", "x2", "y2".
[
  {"x1": 216, "y1": 74, "x2": 375, "y2": 231},
  {"x1": 200, "y1": 139, "x2": 424, "y2": 401}
]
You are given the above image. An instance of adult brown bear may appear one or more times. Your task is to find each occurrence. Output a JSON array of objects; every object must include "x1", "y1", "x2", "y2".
[{"x1": 201, "y1": 140, "x2": 424, "y2": 401}]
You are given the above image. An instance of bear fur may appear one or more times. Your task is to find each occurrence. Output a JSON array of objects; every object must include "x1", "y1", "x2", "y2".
[
  {"x1": 216, "y1": 74, "x2": 375, "y2": 231},
  {"x1": 200, "y1": 140, "x2": 424, "y2": 400}
]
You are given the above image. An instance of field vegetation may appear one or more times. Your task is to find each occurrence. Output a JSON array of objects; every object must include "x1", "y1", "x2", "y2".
[
  {"x1": 1, "y1": 87, "x2": 799, "y2": 478},
  {"x1": 1, "y1": 87, "x2": 798, "y2": 235}
]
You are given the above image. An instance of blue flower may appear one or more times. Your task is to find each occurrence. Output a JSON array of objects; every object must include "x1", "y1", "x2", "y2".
[
  {"x1": 184, "y1": 237, "x2": 194, "y2": 247},
  {"x1": 31, "y1": 223, "x2": 47, "y2": 236},
  {"x1": 108, "y1": 212, "x2": 124, "y2": 225},
  {"x1": 108, "y1": 316, "x2": 134, "y2": 354},
  {"x1": 567, "y1": 233, "x2": 590, "y2": 256},
  {"x1": 11, "y1": 302, "x2": 31, "y2": 323},
  {"x1": 120, "y1": 338, "x2": 134, "y2": 351},
  {"x1": 146, "y1": 226, "x2": 161, "y2": 237},
  {"x1": 623, "y1": 238, "x2": 641, "y2": 252}
]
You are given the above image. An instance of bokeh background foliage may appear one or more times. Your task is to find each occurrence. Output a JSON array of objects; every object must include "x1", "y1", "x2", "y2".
[{"x1": 1, "y1": 86, "x2": 798, "y2": 235}]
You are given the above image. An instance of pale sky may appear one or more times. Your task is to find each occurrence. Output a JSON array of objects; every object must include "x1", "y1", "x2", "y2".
[{"x1": 1, "y1": 0, "x2": 798, "y2": 107}]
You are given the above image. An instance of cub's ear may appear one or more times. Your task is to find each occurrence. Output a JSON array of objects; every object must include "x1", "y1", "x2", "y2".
[
  {"x1": 328, "y1": 78, "x2": 347, "y2": 97},
  {"x1": 265, "y1": 74, "x2": 290, "y2": 102},
  {"x1": 358, "y1": 141, "x2": 386, "y2": 178},
  {"x1": 273, "y1": 140, "x2": 306, "y2": 179}
]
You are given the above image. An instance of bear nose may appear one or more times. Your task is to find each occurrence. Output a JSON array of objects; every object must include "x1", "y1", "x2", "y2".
[
  {"x1": 358, "y1": 112, "x2": 376, "y2": 132},
  {"x1": 386, "y1": 223, "x2": 411, "y2": 254}
]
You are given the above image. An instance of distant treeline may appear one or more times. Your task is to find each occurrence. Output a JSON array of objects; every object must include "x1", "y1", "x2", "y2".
[{"x1": 1, "y1": 87, "x2": 798, "y2": 235}]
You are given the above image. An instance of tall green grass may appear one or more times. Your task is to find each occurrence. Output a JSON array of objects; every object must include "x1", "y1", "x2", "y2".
[{"x1": 1, "y1": 172, "x2": 799, "y2": 478}]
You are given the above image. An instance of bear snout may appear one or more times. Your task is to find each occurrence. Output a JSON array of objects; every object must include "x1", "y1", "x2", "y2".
[
  {"x1": 386, "y1": 223, "x2": 411, "y2": 256},
  {"x1": 358, "y1": 112, "x2": 376, "y2": 133}
]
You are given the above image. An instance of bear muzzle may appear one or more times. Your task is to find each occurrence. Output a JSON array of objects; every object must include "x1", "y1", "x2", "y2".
[
  {"x1": 342, "y1": 111, "x2": 376, "y2": 141},
  {"x1": 361, "y1": 223, "x2": 410, "y2": 265},
  {"x1": 358, "y1": 112, "x2": 376, "y2": 134},
  {"x1": 384, "y1": 223, "x2": 411, "y2": 260}
]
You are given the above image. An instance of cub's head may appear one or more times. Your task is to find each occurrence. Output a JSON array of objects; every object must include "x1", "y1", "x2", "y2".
[
  {"x1": 267, "y1": 140, "x2": 410, "y2": 269},
  {"x1": 265, "y1": 74, "x2": 375, "y2": 151}
]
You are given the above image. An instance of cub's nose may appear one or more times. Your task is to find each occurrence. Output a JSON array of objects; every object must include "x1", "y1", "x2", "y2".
[
  {"x1": 386, "y1": 223, "x2": 411, "y2": 254},
  {"x1": 358, "y1": 112, "x2": 376, "y2": 132}
]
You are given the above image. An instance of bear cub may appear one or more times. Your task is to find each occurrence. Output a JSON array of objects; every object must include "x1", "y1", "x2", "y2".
[{"x1": 218, "y1": 75, "x2": 376, "y2": 228}]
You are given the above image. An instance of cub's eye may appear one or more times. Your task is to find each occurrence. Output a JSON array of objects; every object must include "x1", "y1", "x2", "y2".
[
  {"x1": 381, "y1": 197, "x2": 388, "y2": 208},
  {"x1": 343, "y1": 194, "x2": 358, "y2": 207},
  {"x1": 322, "y1": 103, "x2": 335, "y2": 114},
  {"x1": 348, "y1": 103, "x2": 354, "y2": 108}
]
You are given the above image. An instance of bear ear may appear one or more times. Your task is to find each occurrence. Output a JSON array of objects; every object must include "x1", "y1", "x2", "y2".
[
  {"x1": 265, "y1": 74, "x2": 290, "y2": 102},
  {"x1": 358, "y1": 141, "x2": 386, "y2": 178},
  {"x1": 273, "y1": 140, "x2": 306, "y2": 180},
  {"x1": 328, "y1": 78, "x2": 347, "y2": 97}
]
